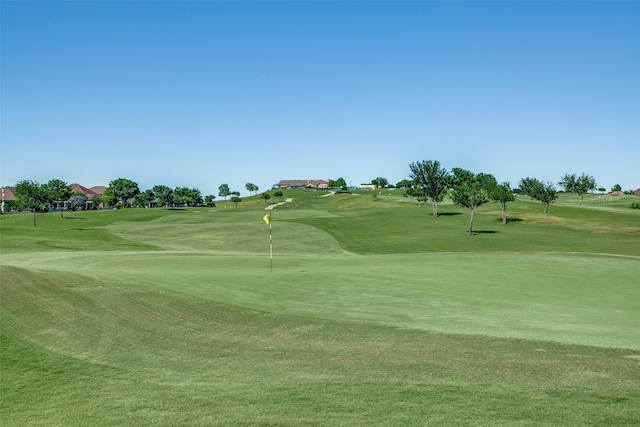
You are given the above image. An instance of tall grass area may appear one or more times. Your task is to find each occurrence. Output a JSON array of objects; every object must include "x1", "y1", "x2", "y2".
[{"x1": 2, "y1": 191, "x2": 639, "y2": 425}]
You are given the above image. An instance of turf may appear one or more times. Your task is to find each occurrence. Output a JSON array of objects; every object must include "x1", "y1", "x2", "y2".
[{"x1": 1, "y1": 191, "x2": 639, "y2": 425}]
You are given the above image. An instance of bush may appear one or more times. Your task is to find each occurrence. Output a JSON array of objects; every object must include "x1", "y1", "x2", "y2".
[{"x1": 631, "y1": 202, "x2": 640, "y2": 209}]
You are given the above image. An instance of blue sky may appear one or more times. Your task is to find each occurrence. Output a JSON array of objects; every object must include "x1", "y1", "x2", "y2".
[{"x1": 2, "y1": 1, "x2": 639, "y2": 196}]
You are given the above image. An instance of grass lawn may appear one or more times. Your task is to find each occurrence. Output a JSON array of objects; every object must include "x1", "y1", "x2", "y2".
[{"x1": 1, "y1": 191, "x2": 639, "y2": 425}]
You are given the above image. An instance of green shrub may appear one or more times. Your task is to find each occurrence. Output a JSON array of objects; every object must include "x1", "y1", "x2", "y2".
[{"x1": 631, "y1": 202, "x2": 640, "y2": 209}]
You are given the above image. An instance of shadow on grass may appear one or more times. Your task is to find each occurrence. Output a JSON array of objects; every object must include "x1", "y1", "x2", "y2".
[
  {"x1": 437, "y1": 212, "x2": 462, "y2": 217},
  {"x1": 471, "y1": 230, "x2": 499, "y2": 235},
  {"x1": 493, "y1": 218, "x2": 523, "y2": 224}
]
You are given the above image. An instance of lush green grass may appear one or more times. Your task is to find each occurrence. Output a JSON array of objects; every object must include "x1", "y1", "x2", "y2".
[{"x1": 1, "y1": 192, "x2": 639, "y2": 425}]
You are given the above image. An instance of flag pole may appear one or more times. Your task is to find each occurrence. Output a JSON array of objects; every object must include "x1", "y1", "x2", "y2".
[
  {"x1": 263, "y1": 213, "x2": 273, "y2": 273},
  {"x1": 269, "y1": 221, "x2": 273, "y2": 273}
]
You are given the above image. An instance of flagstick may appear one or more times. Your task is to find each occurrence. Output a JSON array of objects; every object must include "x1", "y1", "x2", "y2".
[{"x1": 269, "y1": 221, "x2": 273, "y2": 273}]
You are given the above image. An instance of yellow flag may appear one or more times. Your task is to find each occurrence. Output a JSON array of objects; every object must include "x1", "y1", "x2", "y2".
[{"x1": 263, "y1": 213, "x2": 271, "y2": 225}]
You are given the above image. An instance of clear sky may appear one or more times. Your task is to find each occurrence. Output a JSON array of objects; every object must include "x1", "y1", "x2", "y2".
[{"x1": 2, "y1": 1, "x2": 639, "y2": 196}]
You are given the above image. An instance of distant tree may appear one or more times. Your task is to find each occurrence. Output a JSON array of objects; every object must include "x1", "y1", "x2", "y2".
[
  {"x1": 273, "y1": 190, "x2": 284, "y2": 199},
  {"x1": 14, "y1": 180, "x2": 46, "y2": 228},
  {"x1": 518, "y1": 177, "x2": 539, "y2": 199},
  {"x1": 89, "y1": 195, "x2": 103, "y2": 210},
  {"x1": 136, "y1": 189, "x2": 155, "y2": 208},
  {"x1": 204, "y1": 195, "x2": 216, "y2": 207},
  {"x1": 261, "y1": 192, "x2": 272, "y2": 204},
  {"x1": 245, "y1": 183, "x2": 259, "y2": 195},
  {"x1": 409, "y1": 160, "x2": 450, "y2": 217},
  {"x1": 559, "y1": 173, "x2": 596, "y2": 205},
  {"x1": 611, "y1": 184, "x2": 622, "y2": 193},
  {"x1": 491, "y1": 182, "x2": 515, "y2": 224},
  {"x1": 451, "y1": 168, "x2": 491, "y2": 235},
  {"x1": 153, "y1": 185, "x2": 173, "y2": 207},
  {"x1": 190, "y1": 188, "x2": 204, "y2": 206},
  {"x1": 329, "y1": 177, "x2": 347, "y2": 190},
  {"x1": 173, "y1": 187, "x2": 203, "y2": 207},
  {"x1": 43, "y1": 178, "x2": 72, "y2": 218},
  {"x1": 371, "y1": 177, "x2": 388, "y2": 189},
  {"x1": 230, "y1": 195, "x2": 242, "y2": 208},
  {"x1": 104, "y1": 178, "x2": 139, "y2": 208},
  {"x1": 530, "y1": 180, "x2": 557, "y2": 219},
  {"x1": 396, "y1": 179, "x2": 412, "y2": 189},
  {"x1": 597, "y1": 187, "x2": 606, "y2": 194},
  {"x1": 68, "y1": 194, "x2": 88, "y2": 211},
  {"x1": 218, "y1": 184, "x2": 231, "y2": 200}
]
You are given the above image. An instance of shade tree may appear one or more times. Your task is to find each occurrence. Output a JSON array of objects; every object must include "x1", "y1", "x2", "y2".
[
  {"x1": 152, "y1": 185, "x2": 173, "y2": 207},
  {"x1": 245, "y1": 183, "x2": 259, "y2": 195},
  {"x1": 450, "y1": 168, "x2": 491, "y2": 235},
  {"x1": 14, "y1": 180, "x2": 46, "y2": 227},
  {"x1": 43, "y1": 179, "x2": 73, "y2": 218},
  {"x1": 218, "y1": 184, "x2": 231, "y2": 200},
  {"x1": 371, "y1": 177, "x2": 388, "y2": 189},
  {"x1": 230, "y1": 195, "x2": 242, "y2": 208},
  {"x1": 520, "y1": 178, "x2": 557, "y2": 219},
  {"x1": 559, "y1": 173, "x2": 596, "y2": 205},
  {"x1": 104, "y1": 178, "x2": 140, "y2": 208},
  {"x1": 409, "y1": 160, "x2": 450, "y2": 217},
  {"x1": 491, "y1": 182, "x2": 515, "y2": 224}
]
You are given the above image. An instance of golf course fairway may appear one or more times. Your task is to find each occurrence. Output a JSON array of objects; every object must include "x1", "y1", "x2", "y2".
[{"x1": 2, "y1": 191, "x2": 639, "y2": 425}]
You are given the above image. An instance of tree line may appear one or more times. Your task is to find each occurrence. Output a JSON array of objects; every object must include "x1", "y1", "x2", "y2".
[
  {"x1": 404, "y1": 160, "x2": 603, "y2": 235},
  {"x1": 8, "y1": 178, "x2": 263, "y2": 226},
  {"x1": 6, "y1": 168, "x2": 629, "y2": 233}
]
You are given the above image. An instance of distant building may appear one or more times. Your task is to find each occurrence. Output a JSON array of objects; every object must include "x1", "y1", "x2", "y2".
[
  {"x1": 358, "y1": 184, "x2": 376, "y2": 190},
  {"x1": 274, "y1": 179, "x2": 329, "y2": 190},
  {"x1": 634, "y1": 188, "x2": 640, "y2": 196},
  {"x1": 1, "y1": 186, "x2": 16, "y2": 202}
]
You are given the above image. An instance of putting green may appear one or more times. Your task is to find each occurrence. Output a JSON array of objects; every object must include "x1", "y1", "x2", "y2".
[{"x1": 4, "y1": 250, "x2": 638, "y2": 350}]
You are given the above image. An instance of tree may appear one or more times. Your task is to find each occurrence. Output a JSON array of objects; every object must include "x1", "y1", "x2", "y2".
[
  {"x1": 135, "y1": 189, "x2": 155, "y2": 208},
  {"x1": 14, "y1": 180, "x2": 46, "y2": 228},
  {"x1": 104, "y1": 178, "x2": 140, "y2": 208},
  {"x1": 43, "y1": 178, "x2": 72, "y2": 218},
  {"x1": 328, "y1": 177, "x2": 347, "y2": 190},
  {"x1": 261, "y1": 192, "x2": 272, "y2": 204},
  {"x1": 611, "y1": 184, "x2": 622, "y2": 193},
  {"x1": 230, "y1": 195, "x2": 242, "y2": 208},
  {"x1": 451, "y1": 168, "x2": 490, "y2": 235},
  {"x1": 245, "y1": 183, "x2": 259, "y2": 195},
  {"x1": 204, "y1": 195, "x2": 216, "y2": 207},
  {"x1": 559, "y1": 173, "x2": 596, "y2": 205},
  {"x1": 396, "y1": 179, "x2": 412, "y2": 189},
  {"x1": 273, "y1": 190, "x2": 284, "y2": 199},
  {"x1": 174, "y1": 187, "x2": 203, "y2": 207},
  {"x1": 371, "y1": 177, "x2": 388, "y2": 189},
  {"x1": 409, "y1": 160, "x2": 450, "y2": 217},
  {"x1": 152, "y1": 185, "x2": 173, "y2": 207},
  {"x1": 89, "y1": 195, "x2": 103, "y2": 210},
  {"x1": 518, "y1": 177, "x2": 539, "y2": 199},
  {"x1": 68, "y1": 194, "x2": 88, "y2": 211},
  {"x1": 491, "y1": 182, "x2": 515, "y2": 224},
  {"x1": 526, "y1": 179, "x2": 557, "y2": 219},
  {"x1": 218, "y1": 184, "x2": 231, "y2": 200}
]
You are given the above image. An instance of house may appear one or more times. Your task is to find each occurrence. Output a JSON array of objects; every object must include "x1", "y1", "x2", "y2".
[
  {"x1": 70, "y1": 183, "x2": 99, "y2": 199},
  {"x1": 1, "y1": 186, "x2": 16, "y2": 202},
  {"x1": 1, "y1": 186, "x2": 16, "y2": 212},
  {"x1": 89, "y1": 186, "x2": 106, "y2": 198},
  {"x1": 634, "y1": 188, "x2": 640, "y2": 196},
  {"x1": 274, "y1": 179, "x2": 329, "y2": 190}
]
